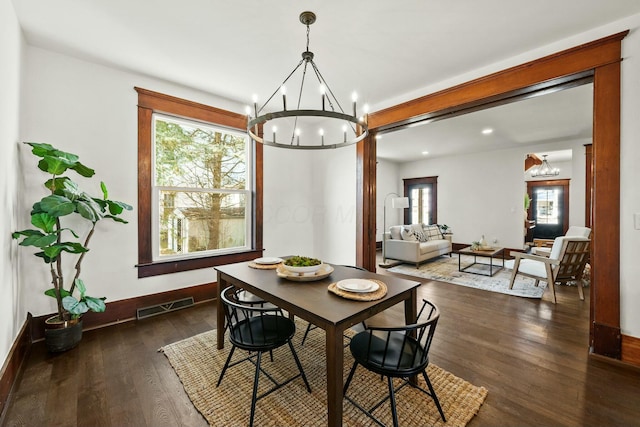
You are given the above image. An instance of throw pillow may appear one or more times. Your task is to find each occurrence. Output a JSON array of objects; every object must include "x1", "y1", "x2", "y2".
[
  {"x1": 407, "y1": 224, "x2": 428, "y2": 242},
  {"x1": 423, "y1": 224, "x2": 444, "y2": 240},
  {"x1": 412, "y1": 229, "x2": 429, "y2": 242},
  {"x1": 389, "y1": 226, "x2": 402, "y2": 240},
  {"x1": 401, "y1": 227, "x2": 417, "y2": 241}
]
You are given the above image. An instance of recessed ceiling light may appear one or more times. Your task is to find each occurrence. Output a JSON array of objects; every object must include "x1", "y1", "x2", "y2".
[
  {"x1": 422, "y1": 151, "x2": 429, "y2": 155},
  {"x1": 482, "y1": 128, "x2": 494, "y2": 135}
]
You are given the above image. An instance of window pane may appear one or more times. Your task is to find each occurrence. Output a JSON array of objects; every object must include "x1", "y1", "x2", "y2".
[
  {"x1": 534, "y1": 188, "x2": 559, "y2": 225},
  {"x1": 159, "y1": 190, "x2": 247, "y2": 256},
  {"x1": 154, "y1": 116, "x2": 247, "y2": 190}
]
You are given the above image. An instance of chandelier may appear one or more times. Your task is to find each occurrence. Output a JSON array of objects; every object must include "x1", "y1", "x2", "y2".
[
  {"x1": 246, "y1": 11, "x2": 369, "y2": 149},
  {"x1": 531, "y1": 154, "x2": 560, "y2": 177}
]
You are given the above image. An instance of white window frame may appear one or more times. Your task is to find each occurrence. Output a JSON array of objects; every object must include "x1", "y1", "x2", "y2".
[{"x1": 151, "y1": 113, "x2": 252, "y2": 262}]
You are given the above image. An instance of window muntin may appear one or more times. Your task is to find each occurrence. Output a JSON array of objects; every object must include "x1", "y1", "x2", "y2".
[{"x1": 152, "y1": 114, "x2": 251, "y2": 261}]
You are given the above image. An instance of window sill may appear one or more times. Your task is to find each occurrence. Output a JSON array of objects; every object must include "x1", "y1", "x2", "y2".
[{"x1": 136, "y1": 250, "x2": 264, "y2": 278}]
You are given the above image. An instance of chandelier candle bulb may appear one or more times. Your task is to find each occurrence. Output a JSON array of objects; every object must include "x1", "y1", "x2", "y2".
[
  {"x1": 343, "y1": 124, "x2": 347, "y2": 143},
  {"x1": 252, "y1": 94, "x2": 258, "y2": 118},
  {"x1": 281, "y1": 86, "x2": 287, "y2": 110},
  {"x1": 352, "y1": 92, "x2": 358, "y2": 117},
  {"x1": 272, "y1": 126, "x2": 277, "y2": 143},
  {"x1": 319, "y1": 128, "x2": 324, "y2": 145}
]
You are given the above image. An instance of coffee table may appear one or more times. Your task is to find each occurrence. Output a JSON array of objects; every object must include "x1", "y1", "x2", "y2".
[{"x1": 457, "y1": 246, "x2": 505, "y2": 276}]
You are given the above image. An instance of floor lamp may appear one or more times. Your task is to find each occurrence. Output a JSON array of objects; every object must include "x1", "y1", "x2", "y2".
[{"x1": 381, "y1": 193, "x2": 410, "y2": 267}]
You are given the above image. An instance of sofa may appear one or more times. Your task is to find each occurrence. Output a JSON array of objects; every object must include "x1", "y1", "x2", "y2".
[{"x1": 383, "y1": 224, "x2": 452, "y2": 267}]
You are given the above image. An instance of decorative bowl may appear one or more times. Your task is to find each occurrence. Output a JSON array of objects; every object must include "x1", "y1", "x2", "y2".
[{"x1": 282, "y1": 256, "x2": 323, "y2": 275}]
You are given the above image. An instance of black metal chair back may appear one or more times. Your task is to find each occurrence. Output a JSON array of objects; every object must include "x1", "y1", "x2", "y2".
[
  {"x1": 217, "y1": 286, "x2": 311, "y2": 427},
  {"x1": 344, "y1": 299, "x2": 446, "y2": 426}
]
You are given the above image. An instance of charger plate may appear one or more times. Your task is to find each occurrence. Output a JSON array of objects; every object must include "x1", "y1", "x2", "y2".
[
  {"x1": 248, "y1": 261, "x2": 282, "y2": 270},
  {"x1": 328, "y1": 279, "x2": 387, "y2": 301}
]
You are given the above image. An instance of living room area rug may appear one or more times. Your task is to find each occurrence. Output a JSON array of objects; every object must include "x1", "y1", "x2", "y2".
[
  {"x1": 160, "y1": 322, "x2": 488, "y2": 427},
  {"x1": 387, "y1": 254, "x2": 548, "y2": 299}
]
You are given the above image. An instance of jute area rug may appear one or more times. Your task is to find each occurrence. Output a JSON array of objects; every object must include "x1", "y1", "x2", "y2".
[
  {"x1": 160, "y1": 322, "x2": 487, "y2": 426},
  {"x1": 388, "y1": 255, "x2": 549, "y2": 299}
]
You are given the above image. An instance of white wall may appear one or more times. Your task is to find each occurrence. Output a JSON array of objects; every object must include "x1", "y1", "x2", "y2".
[
  {"x1": 18, "y1": 47, "x2": 253, "y2": 317},
  {"x1": 0, "y1": 0, "x2": 24, "y2": 374},
  {"x1": 376, "y1": 159, "x2": 404, "y2": 242},
  {"x1": 262, "y1": 147, "x2": 316, "y2": 258},
  {"x1": 395, "y1": 140, "x2": 587, "y2": 250},
  {"x1": 619, "y1": 18, "x2": 640, "y2": 339}
]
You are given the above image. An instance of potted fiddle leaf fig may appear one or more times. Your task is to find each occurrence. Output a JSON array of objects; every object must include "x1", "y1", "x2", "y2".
[{"x1": 12, "y1": 142, "x2": 132, "y2": 352}]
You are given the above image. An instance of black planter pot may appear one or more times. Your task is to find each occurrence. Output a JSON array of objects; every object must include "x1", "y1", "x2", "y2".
[{"x1": 44, "y1": 316, "x2": 83, "y2": 352}]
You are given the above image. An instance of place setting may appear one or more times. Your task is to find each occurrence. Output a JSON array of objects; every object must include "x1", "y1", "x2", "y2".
[
  {"x1": 248, "y1": 256, "x2": 283, "y2": 269},
  {"x1": 328, "y1": 278, "x2": 388, "y2": 301}
]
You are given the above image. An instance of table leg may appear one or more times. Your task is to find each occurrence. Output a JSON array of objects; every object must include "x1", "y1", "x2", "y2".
[
  {"x1": 216, "y1": 271, "x2": 226, "y2": 350},
  {"x1": 326, "y1": 325, "x2": 344, "y2": 427},
  {"x1": 405, "y1": 288, "x2": 419, "y2": 385}
]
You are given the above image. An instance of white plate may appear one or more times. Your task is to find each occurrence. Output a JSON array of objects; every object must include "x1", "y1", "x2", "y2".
[
  {"x1": 253, "y1": 257, "x2": 283, "y2": 265},
  {"x1": 336, "y1": 279, "x2": 379, "y2": 293}
]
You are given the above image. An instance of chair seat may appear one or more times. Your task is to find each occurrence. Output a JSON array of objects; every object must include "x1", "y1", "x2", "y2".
[
  {"x1": 516, "y1": 259, "x2": 548, "y2": 278},
  {"x1": 230, "y1": 315, "x2": 295, "y2": 351},
  {"x1": 350, "y1": 331, "x2": 427, "y2": 377}
]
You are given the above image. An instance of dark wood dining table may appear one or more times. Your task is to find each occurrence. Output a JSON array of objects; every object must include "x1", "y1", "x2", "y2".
[{"x1": 215, "y1": 260, "x2": 421, "y2": 427}]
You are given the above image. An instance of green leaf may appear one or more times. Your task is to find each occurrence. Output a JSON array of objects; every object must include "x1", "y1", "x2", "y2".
[
  {"x1": 62, "y1": 296, "x2": 89, "y2": 315},
  {"x1": 19, "y1": 232, "x2": 58, "y2": 248},
  {"x1": 75, "y1": 278, "x2": 86, "y2": 297},
  {"x1": 72, "y1": 162, "x2": 95, "y2": 178},
  {"x1": 62, "y1": 179, "x2": 81, "y2": 199},
  {"x1": 42, "y1": 242, "x2": 88, "y2": 260},
  {"x1": 39, "y1": 154, "x2": 77, "y2": 175},
  {"x1": 107, "y1": 199, "x2": 133, "y2": 215},
  {"x1": 44, "y1": 288, "x2": 71, "y2": 299},
  {"x1": 100, "y1": 181, "x2": 108, "y2": 199},
  {"x1": 104, "y1": 215, "x2": 129, "y2": 224},
  {"x1": 31, "y1": 212, "x2": 57, "y2": 232},
  {"x1": 76, "y1": 200, "x2": 100, "y2": 222},
  {"x1": 27, "y1": 142, "x2": 56, "y2": 157},
  {"x1": 84, "y1": 296, "x2": 106, "y2": 313},
  {"x1": 39, "y1": 195, "x2": 75, "y2": 217},
  {"x1": 44, "y1": 177, "x2": 71, "y2": 193},
  {"x1": 12, "y1": 229, "x2": 43, "y2": 239}
]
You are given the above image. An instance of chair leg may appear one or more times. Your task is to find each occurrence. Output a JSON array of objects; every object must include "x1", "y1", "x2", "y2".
[
  {"x1": 343, "y1": 361, "x2": 359, "y2": 395},
  {"x1": 577, "y1": 279, "x2": 585, "y2": 300},
  {"x1": 216, "y1": 345, "x2": 236, "y2": 387},
  {"x1": 549, "y1": 281, "x2": 557, "y2": 303},
  {"x1": 387, "y1": 376, "x2": 399, "y2": 427},
  {"x1": 249, "y1": 351, "x2": 263, "y2": 427},
  {"x1": 508, "y1": 258, "x2": 521, "y2": 289},
  {"x1": 422, "y1": 370, "x2": 446, "y2": 422},
  {"x1": 287, "y1": 341, "x2": 311, "y2": 392},
  {"x1": 301, "y1": 323, "x2": 313, "y2": 345}
]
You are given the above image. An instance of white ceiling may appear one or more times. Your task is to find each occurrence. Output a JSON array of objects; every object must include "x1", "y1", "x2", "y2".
[
  {"x1": 11, "y1": 1, "x2": 640, "y2": 159},
  {"x1": 376, "y1": 83, "x2": 593, "y2": 163}
]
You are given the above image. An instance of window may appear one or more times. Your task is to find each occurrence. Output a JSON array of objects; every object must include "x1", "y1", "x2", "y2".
[
  {"x1": 153, "y1": 114, "x2": 250, "y2": 260},
  {"x1": 403, "y1": 177, "x2": 438, "y2": 225},
  {"x1": 136, "y1": 88, "x2": 263, "y2": 277}
]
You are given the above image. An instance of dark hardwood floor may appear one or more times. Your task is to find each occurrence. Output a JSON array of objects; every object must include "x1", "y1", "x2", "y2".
[{"x1": 3, "y1": 257, "x2": 640, "y2": 427}]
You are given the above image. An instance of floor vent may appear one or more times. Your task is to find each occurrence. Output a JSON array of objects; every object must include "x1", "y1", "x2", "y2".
[{"x1": 136, "y1": 297, "x2": 195, "y2": 320}]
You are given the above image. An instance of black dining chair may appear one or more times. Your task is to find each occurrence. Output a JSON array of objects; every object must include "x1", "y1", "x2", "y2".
[
  {"x1": 300, "y1": 265, "x2": 368, "y2": 346},
  {"x1": 343, "y1": 298, "x2": 446, "y2": 426},
  {"x1": 217, "y1": 286, "x2": 311, "y2": 427}
]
